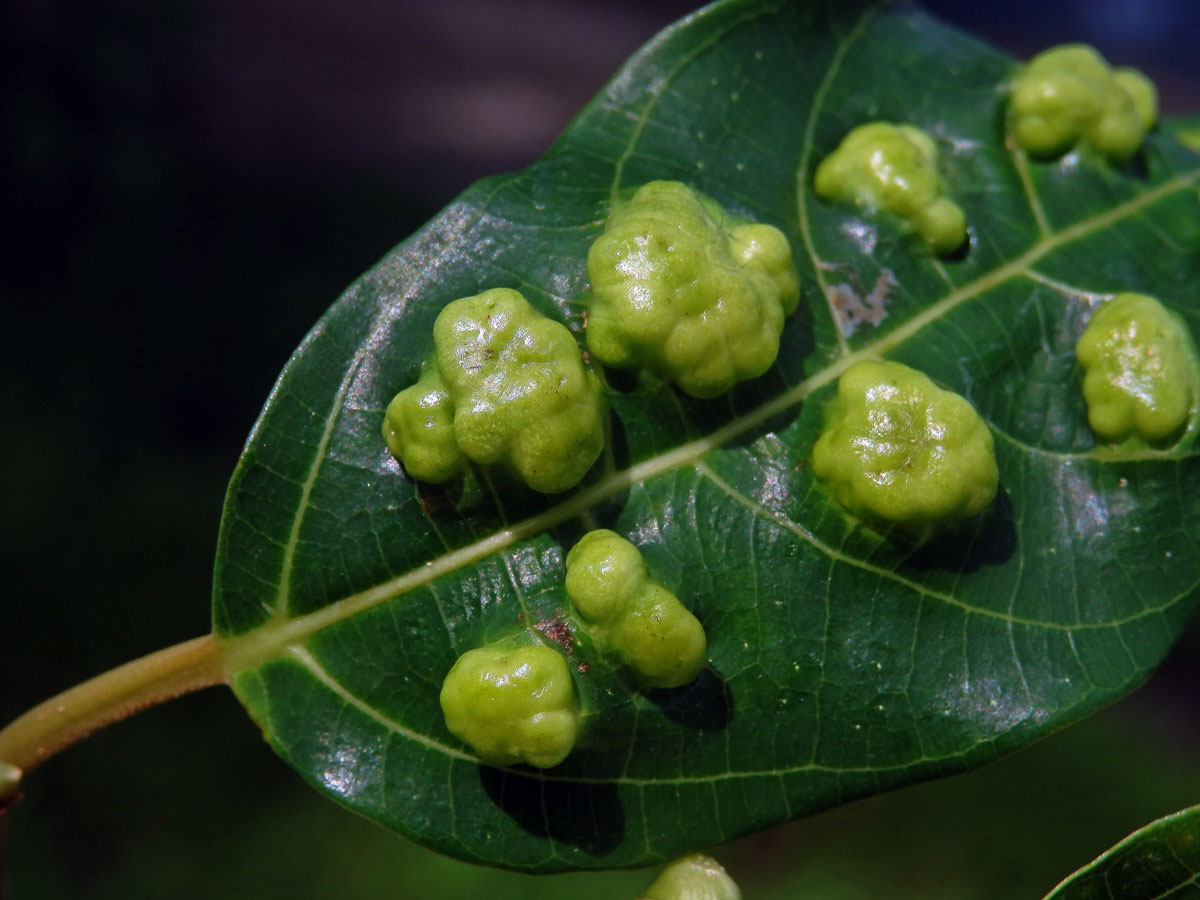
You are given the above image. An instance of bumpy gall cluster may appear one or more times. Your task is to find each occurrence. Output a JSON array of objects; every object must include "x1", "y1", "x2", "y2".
[
  {"x1": 586, "y1": 181, "x2": 800, "y2": 398},
  {"x1": 1009, "y1": 44, "x2": 1157, "y2": 161},
  {"x1": 1075, "y1": 292, "x2": 1199, "y2": 446},
  {"x1": 565, "y1": 529, "x2": 706, "y2": 689},
  {"x1": 382, "y1": 355, "x2": 465, "y2": 484},
  {"x1": 812, "y1": 360, "x2": 998, "y2": 538},
  {"x1": 439, "y1": 642, "x2": 579, "y2": 768},
  {"x1": 383, "y1": 288, "x2": 607, "y2": 493},
  {"x1": 813, "y1": 122, "x2": 967, "y2": 255}
]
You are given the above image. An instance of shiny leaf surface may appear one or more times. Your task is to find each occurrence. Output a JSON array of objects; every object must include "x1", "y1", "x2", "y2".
[{"x1": 212, "y1": 0, "x2": 1200, "y2": 871}]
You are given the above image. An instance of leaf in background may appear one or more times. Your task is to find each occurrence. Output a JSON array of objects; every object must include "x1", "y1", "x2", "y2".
[
  {"x1": 211, "y1": 0, "x2": 1200, "y2": 872},
  {"x1": 1044, "y1": 806, "x2": 1200, "y2": 900}
]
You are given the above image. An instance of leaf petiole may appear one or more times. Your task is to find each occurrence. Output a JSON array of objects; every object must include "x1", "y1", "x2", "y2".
[{"x1": 0, "y1": 633, "x2": 226, "y2": 798}]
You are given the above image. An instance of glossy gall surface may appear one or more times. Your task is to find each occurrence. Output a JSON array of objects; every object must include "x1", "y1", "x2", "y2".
[
  {"x1": 439, "y1": 642, "x2": 579, "y2": 769},
  {"x1": 641, "y1": 853, "x2": 741, "y2": 900},
  {"x1": 813, "y1": 122, "x2": 966, "y2": 255},
  {"x1": 1009, "y1": 44, "x2": 1157, "y2": 161},
  {"x1": 384, "y1": 288, "x2": 607, "y2": 493},
  {"x1": 586, "y1": 181, "x2": 799, "y2": 398},
  {"x1": 1076, "y1": 292, "x2": 1199, "y2": 446},
  {"x1": 812, "y1": 360, "x2": 998, "y2": 537},
  {"x1": 381, "y1": 356, "x2": 466, "y2": 483},
  {"x1": 434, "y1": 288, "x2": 607, "y2": 493},
  {"x1": 566, "y1": 529, "x2": 706, "y2": 689}
]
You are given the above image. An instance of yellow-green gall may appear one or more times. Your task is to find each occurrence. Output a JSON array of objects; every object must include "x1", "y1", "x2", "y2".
[
  {"x1": 439, "y1": 642, "x2": 579, "y2": 768},
  {"x1": 565, "y1": 529, "x2": 706, "y2": 689},
  {"x1": 812, "y1": 360, "x2": 998, "y2": 538},
  {"x1": 813, "y1": 122, "x2": 966, "y2": 256},
  {"x1": 383, "y1": 288, "x2": 607, "y2": 493},
  {"x1": 1075, "y1": 292, "x2": 1200, "y2": 446},
  {"x1": 433, "y1": 289, "x2": 607, "y2": 493},
  {"x1": 381, "y1": 356, "x2": 466, "y2": 483},
  {"x1": 641, "y1": 854, "x2": 741, "y2": 900},
  {"x1": 1009, "y1": 44, "x2": 1158, "y2": 161},
  {"x1": 586, "y1": 181, "x2": 800, "y2": 398}
]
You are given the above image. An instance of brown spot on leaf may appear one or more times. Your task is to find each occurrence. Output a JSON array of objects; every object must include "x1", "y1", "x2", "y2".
[{"x1": 533, "y1": 616, "x2": 575, "y2": 654}]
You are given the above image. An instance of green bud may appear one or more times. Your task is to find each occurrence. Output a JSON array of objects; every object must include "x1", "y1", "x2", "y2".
[
  {"x1": 381, "y1": 355, "x2": 466, "y2": 483},
  {"x1": 813, "y1": 122, "x2": 966, "y2": 256},
  {"x1": 383, "y1": 288, "x2": 608, "y2": 493},
  {"x1": 586, "y1": 181, "x2": 800, "y2": 398},
  {"x1": 1009, "y1": 44, "x2": 1157, "y2": 161},
  {"x1": 439, "y1": 642, "x2": 579, "y2": 769},
  {"x1": 1075, "y1": 292, "x2": 1200, "y2": 446},
  {"x1": 641, "y1": 853, "x2": 741, "y2": 900},
  {"x1": 566, "y1": 530, "x2": 706, "y2": 689},
  {"x1": 812, "y1": 360, "x2": 998, "y2": 538}
]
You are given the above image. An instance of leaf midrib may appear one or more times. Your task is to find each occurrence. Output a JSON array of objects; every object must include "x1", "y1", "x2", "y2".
[{"x1": 218, "y1": 165, "x2": 1200, "y2": 677}]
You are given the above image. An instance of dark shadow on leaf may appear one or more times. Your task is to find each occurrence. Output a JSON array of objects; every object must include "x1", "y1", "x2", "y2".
[
  {"x1": 600, "y1": 365, "x2": 640, "y2": 394},
  {"x1": 598, "y1": 300, "x2": 816, "y2": 459},
  {"x1": 941, "y1": 229, "x2": 971, "y2": 263},
  {"x1": 1120, "y1": 149, "x2": 1150, "y2": 181},
  {"x1": 605, "y1": 405, "x2": 632, "y2": 472},
  {"x1": 901, "y1": 488, "x2": 1017, "y2": 575},
  {"x1": 479, "y1": 766, "x2": 624, "y2": 857},
  {"x1": 466, "y1": 462, "x2": 564, "y2": 523},
  {"x1": 413, "y1": 478, "x2": 465, "y2": 516},
  {"x1": 646, "y1": 667, "x2": 733, "y2": 732}
]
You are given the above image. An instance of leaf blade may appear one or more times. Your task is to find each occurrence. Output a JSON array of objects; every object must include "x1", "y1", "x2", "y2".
[
  {"x1": 213, "y1": 0, "x2": 1200, "y2": 871},
  {"x1": 1044, "y1": 806, "x2": 1200, "y2": 900}
]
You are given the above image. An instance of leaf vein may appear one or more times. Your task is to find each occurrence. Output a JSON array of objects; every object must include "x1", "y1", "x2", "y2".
[
  {"x1": 694, "y1": 459, "x2": 1197, "y2": 632},
  {"x1": 225, "y1": 152, "x2": 1200, "y2": 674},
  {"x1": 608, "y1": 1, "x2": 788, "y2": 207},
  {"x1": 1010, "y1": 145, "x2": 1051, "y2": 236},
  {"x1": 794, "y1": 4, "x2": 879, "y2": 359}
]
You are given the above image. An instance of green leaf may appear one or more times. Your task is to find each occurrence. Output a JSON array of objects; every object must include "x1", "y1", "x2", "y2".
[
  {"x1": 1044, "y1": 806, "x2": 1200, "y2": 899},
  {"x1": 211, "y1": 0, "x2": 1200, "y2": 872}
]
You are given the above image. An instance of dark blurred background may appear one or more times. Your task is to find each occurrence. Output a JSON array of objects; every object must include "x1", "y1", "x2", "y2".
[{"x1": 2, "y1": 1, "x2": 1199, "y2": 897}]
